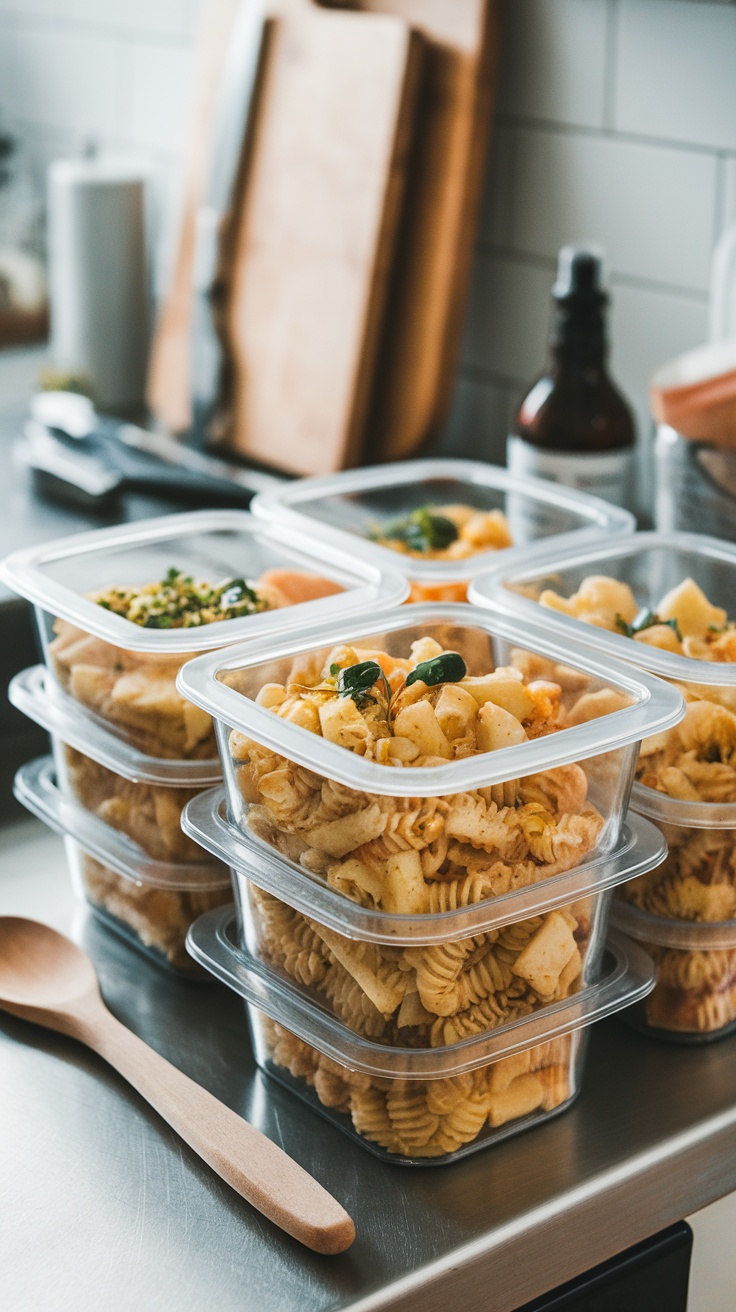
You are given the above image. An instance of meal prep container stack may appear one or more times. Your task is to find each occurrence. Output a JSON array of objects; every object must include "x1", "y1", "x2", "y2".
[
  {"x1": 177, "y1": 603, "x2": 680, "y2": 1160},
  {"x1": 2, "y1": 510, "x2": 408, "y2": 974},
  {"x1": 251, "y1": 458, "x2": 635, "y2": 603},
  {"x1": 471, "y1": 531, "x2": 736, "y2": 1042}
]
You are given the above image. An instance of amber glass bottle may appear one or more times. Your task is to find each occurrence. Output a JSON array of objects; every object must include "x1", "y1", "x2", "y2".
[{"x1": 507, "y1": 246, "x2": 635, "y2": 508}]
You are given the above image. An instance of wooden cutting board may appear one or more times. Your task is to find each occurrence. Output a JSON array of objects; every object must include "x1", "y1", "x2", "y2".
[
  {"x1": 223, "y1": 5, "x2": 423, "y2": 474},
  {"x1": 357, "y1": 0, "x2": 501, "y2": 462}
]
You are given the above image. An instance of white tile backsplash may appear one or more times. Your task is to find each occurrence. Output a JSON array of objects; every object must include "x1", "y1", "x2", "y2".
[
  {"x1": 462, "y1": 253, "x2": 552, "y2": 383},
  {"x1": 497, "y1": 0, "x2": 609, "y2": 129},
  {"x1": 615, "y1": 0, "x2": 736, "y2": 150},
  {"x1": 7, "y1": 25, "x2": 119, "y2": 140},
  {"x1": 118, "y1": 40, "x2": 194, "y2": 154},
  {"x1": 609, "y1": 278, "x2": 708, "y2": 435},
  {"x1": 507, "y1": 125, "x2": 717, "y2": 292},
  {"x1": 439, "y1": 372, "x2": 519, "y2": 465}
]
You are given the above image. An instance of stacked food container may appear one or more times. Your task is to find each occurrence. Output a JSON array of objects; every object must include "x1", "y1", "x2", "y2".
[
  {"x1": 178, "y1": 586, "x2": 680, "y2": 1161},
  {"x1": 3, "y1": 509, "x2": 408, "y2": 974},
  {"x1": 471, "y1": 530, "x2": 736, "y2": 1043}
]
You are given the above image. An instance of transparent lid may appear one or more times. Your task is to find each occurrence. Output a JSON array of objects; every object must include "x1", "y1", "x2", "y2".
[
  {"x1": 612, "y1": 899, "x2": 736, "y2": 951},
  {"x1": 630, "y1": 779, "x2": 736, "y2": 831},
  {"x1": 13, "y1": 756, "x2": 230, "y2": 891},
  {"x1": 251, "y1": 459, "x2": 635, "y2": 584},
  {"x1": 177, "y1": 603, "x2": 684, "y2": 798},
  {"x1": 0, "y1": 509, "x2": 409, "y2": 653},
  {"x1": 183, "y1": 787, "x2": 666, "y2": 944},
  {"x1": 470, "y1": 531, "x2": 736, "y2": 688},
  {"x1": 9, "y1": 666, "x2": 222, "y2": 787},
  {"x1": 187, "y1": 909, "x2": 655, "y2": 1079}
]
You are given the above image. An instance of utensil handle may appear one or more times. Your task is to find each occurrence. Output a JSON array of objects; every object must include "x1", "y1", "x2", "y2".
[{"x1": 76, "y1": 1006, "x2": 354, "y2": 1254}]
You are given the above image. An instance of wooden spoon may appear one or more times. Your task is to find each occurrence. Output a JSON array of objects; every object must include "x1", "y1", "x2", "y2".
[{"x1": 0, "y1": 917, "x2": 355, "y2": 1255}]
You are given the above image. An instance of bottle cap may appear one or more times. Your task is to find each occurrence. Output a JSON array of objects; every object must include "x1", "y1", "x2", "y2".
[{"x1": 553, "y1": 245, "x2": 606, "y2": 300}]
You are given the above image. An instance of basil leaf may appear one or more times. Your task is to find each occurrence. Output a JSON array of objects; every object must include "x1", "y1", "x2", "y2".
[
  {"x1": 219, "y1": 578, "x2": 258, "y2": 609},
  {"x1": 406, "y1": 651, "x2": 467, "y2": 687},
  {"x1": 329, "y1": 663, "x2": 341, "y2": 677},
  {"x1": 338, "y1": 660, "x2": 382, "y2": 696},
  {"x1": 376, "y1": 506, "x2": 459, "y2": 553}
]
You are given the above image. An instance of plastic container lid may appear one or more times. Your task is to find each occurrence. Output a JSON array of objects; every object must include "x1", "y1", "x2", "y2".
[
  {"x1": 630, "y1": 779, "x2": 736, "y2": 831},
  {"x1": 183, "y1": 786, "x2": 666, "y2": 944},
  {"x1": 13, "y1": 756, "x2": 230, "y2": 891},
  {"x1": 187, "y1": 907, "x2": 655, "y2": 1079},
  {"x1": 0, "y1": 509, "x2": 409, "y2": 653},
  {"x1": 470, "y1": 530, "x2": 736, "y2": 689},
  {"x1": 612, "y1": 899, "x2": 736, "y2": 952},
  {"x1": 251, "y1": 459, "x2": 635, "y2": 586},
  {"x1": 9, "y1": 665, "x2": 222, "y2": 787},
  {"x1": 177, "y1": 603, "x2": 684, "y2": 799}
]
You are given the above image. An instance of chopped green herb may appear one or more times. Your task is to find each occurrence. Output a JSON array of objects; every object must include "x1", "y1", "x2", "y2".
[
  {"x1": 218, "y1": 578, "x2": 258, "y2": 609},
  {"x1": 336, "y1": 659, "x2": 391, "y2": 715},
  {"x1": 615, "y1": 608, "x2": 682, "y2": 641},
  {"x1": 374, "y1": 506, "x2": 460, "y2": 554},
  {"x1": 93, "y1": 567, "x2": 271, "y2": 629},
  {"x1": 329, "y1": 663, "x2": 341, "y2": 678},
  {"x1": 406, "y1": 651, "x2": 467, "y2": 687}
]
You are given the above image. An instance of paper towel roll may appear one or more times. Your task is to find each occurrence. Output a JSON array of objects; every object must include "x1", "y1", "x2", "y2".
[{"x1": 48, "y1": 157, "x2": 150, "y2": 411}]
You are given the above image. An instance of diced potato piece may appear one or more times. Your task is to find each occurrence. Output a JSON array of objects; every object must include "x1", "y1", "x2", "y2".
[
  {"x1": 487, "y1": 1050, "x2": 532, "y2": 1094},
  {"x1": 68, "y1": 664, "x2": 115, "y2": 712},
  {"x1": 317, "y1": 696, "x2": 368, "y2": 747},
  {"x1": 110, "y1": 672, "x2": 183, "y2": 718},
  {"x1": 463, "y1": 669, "x2": 535, "y2": 720},
  {"x1": 487, "y1": 1072, "x2": 544, "y2": 1127},
  {"x1": 657, "y1": 577, "x2": 727, "y2": 639},
  {"x1": 566, "y1": 688, "x2": 630, "y2": 726},
  {"x1": 540, "y1": 1066, "x2": 570, "y2": 1111},
  {"x1": 307, "y1": 802, "x2": 386, "y2": 858},
  {"x1": 284, "y1": 697, "x2": 322, "y2": 733},
  {"x1": 538, "y1": 589, "x2": 577, "y2": 617},
  {"x1": 256, "y1": 683, "x2": 288, "y2": 709},
  {"x1": 575, "y1": 576, "x2": 638, "y2": 622},
  {"x1": 311, "y1": 925, "x2": 408, "y2": 1014},
  {"x1": 409, "y1": 637, "x2": 444, "y2": 664},
  {"x1": 633, "y1": 624, "x2": 682, "y2": 653},
  {"x1": 386, "y1": 736, "x2": 421, "y2": 763},
  {"x1": 182, "y1": 699, "x2": 212, "y2": 751},
  {"x1": 382, "y1": 850, "x2": 429, "y2": 914},
  {"x1": 393, "y1": 700, "x2": 453, "y2": 759},
  {"x1": 434, "y1": 684, "x2": 478, "y2": 740},
  {"x1": 512, "y1": 912, "x2": 577, "y2": 996},
  {"x1": 476, "y1": 701, "x2": 527, "y2": 752}
]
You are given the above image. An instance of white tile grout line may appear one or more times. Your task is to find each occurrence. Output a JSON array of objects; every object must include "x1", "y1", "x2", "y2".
[
  {"x1": 495, "y1": 112, "x2": 736, "y2": 162},
  {"x1": 473, "y1": 243, "x2": 711, "y2": 304}
]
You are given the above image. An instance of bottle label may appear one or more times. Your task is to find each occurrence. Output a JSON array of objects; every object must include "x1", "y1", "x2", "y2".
[{"x1": 506, "y1": 436, "x2": 634, "y2": 507}]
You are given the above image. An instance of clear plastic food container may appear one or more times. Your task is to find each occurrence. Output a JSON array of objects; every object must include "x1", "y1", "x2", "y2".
[
  {"x1": 10, "y1": 665, "x2": 219, "y2": 865},
  {"x1": 187, "y1": 906, "x2": 655, "y2": 1163},
  {"x1": 13, "y1": 756, "x2": 231, "y2": 975},
  {"x1": 612, "y1": 900, "x2": 736, "y2": 1043},
  {"x1": 471, "y1": 532, "x2": 736, "y2": 805},
  {"x1": 251, "y1": 459, "x2": 634, "y2": 602},
  {"x1": 624, "y1": 783, "x2": 736, "y2": 923},
  {"x1": 182, "y1": 788, "x2": 664, "y2": 1046},
  {"x1": 182, "y1": 788, "x2": 666, "y2": 943},
  {"x1": 0, "y1": 510, "x2": 408, "y2": 759},
  {"x1": 177, "y1": 605, "x2": 683, "y2": 918}
]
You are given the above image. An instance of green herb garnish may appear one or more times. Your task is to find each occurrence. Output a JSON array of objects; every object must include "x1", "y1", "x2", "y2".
[
  {"x1": 374, "y1": 506, "x2": 460, "y2": 554},
  {"x1": 406, "y1": 651, "x2": 467, "y2": 687},
  {"x1": 615, "y1": 608, "x2": 682, "y2": 641},
  {"x1": 336, "y1": 659, "x2": 392, "y2": 715},
  {"x1": 218, "y1": 577, "x2": 259, "y2": 610},
  {"x1": 94, "y1": 567, "x2": 270, "y2": 629}
]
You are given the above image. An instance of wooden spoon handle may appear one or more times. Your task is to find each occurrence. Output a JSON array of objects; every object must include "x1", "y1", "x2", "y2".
[{"x1": 75, "y1": 1006, "x2": 354, "y2": 1254}]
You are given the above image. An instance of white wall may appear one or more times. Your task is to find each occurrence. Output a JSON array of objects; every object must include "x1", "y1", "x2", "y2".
[{"x1": 1, "y1": 0, "x2": 736, "y2": 481}]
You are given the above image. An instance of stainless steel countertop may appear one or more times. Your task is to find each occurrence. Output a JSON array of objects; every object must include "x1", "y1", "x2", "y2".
[{"x1": 3, "y1": 818, "x2": 736, "y2": 1312}]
